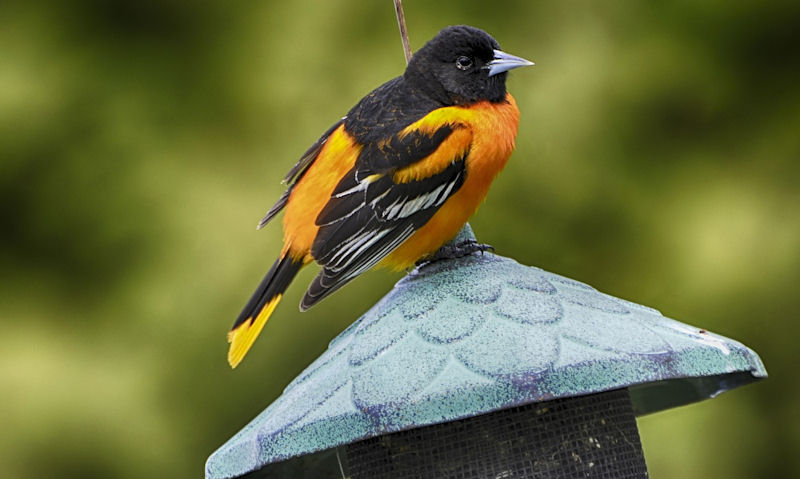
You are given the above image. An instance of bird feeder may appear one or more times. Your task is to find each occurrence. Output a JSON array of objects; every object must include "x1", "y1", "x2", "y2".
[{"x1": 206, "y1": 225, "x2": 767, "y2": 478}]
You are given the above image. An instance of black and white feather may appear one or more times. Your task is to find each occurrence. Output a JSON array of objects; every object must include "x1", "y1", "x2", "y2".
[{"x1": 302, "y1": 128, "x2": 469, "y2": 310}]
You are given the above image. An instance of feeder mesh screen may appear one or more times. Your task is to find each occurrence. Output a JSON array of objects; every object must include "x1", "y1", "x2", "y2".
[{"x1": 346, "y1": 388, "x2": 647, "y2": 479}]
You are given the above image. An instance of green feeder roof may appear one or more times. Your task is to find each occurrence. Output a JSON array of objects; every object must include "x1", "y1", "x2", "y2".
[{"x1": 206, "y1": 227, "x2": 766, "y2": 479}]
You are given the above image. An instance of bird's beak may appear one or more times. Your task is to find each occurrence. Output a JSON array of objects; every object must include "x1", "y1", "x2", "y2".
[{"x1": 486, "y1": 49, "x2": 534, "y2": 77}]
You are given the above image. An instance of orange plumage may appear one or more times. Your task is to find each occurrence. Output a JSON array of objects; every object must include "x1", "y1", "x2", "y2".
[
  {"x1": 228, "y1": 25, "x2": 532, "y2": 368},
  {"x1": 281, "y1": 125, "x2": 362, "y2": 261},
  {"x1": 383, "y1": 97, "x2": 520, "y2": 269}
]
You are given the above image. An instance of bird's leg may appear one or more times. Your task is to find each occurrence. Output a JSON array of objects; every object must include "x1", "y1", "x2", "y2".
[{"x1": 416, "y1": 239, "x2": 494, "y2": 266}]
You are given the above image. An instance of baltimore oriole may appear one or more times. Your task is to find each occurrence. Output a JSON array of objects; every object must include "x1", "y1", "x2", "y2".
[{"x1": 228, "y1": 25, "x2": 533, "y2": 367}]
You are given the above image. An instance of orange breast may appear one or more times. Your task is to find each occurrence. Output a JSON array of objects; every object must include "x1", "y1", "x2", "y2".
[
  {"x1": 283, "y1": 93, "x2": 520, "y2": 268},
  {"x1": 381, "y1": 93, "x2": 520, "y2": 269}
]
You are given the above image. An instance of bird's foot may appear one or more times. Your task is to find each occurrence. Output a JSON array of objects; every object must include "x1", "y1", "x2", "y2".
[{"x1": 416, "y1": 240, "x2": 494, "y2": 267}]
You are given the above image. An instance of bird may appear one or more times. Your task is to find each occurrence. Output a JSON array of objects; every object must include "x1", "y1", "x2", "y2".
[{"x1": 228, "y1": 25, "x2": 533, "y2": 368}]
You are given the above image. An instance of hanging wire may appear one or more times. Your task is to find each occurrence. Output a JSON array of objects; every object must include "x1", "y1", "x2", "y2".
[{"x1": 393, "y1": 0, "x2": 412, "y2": 64}]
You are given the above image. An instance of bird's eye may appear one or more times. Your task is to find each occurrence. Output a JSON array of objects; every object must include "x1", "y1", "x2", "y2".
[{"x1": 455, "y1": 56, "x2": 473, "y2": 70}]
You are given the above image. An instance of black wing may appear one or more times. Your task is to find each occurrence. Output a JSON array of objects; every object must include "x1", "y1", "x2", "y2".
[
  {"x1": 256, "y1": 118, "x2": 345, "y2": 230},
  {"x1": 301, "y1": 125, "x2": 470, "y2": 310}
]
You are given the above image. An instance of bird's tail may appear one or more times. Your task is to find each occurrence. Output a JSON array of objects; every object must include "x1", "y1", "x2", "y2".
[{"x1": 228, "y1": 254, "x2": 304, "y2": 368}]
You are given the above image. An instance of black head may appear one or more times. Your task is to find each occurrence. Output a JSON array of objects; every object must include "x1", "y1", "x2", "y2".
[{"x1": 404, "y1": 25, "x2": 533, "y2": 106}]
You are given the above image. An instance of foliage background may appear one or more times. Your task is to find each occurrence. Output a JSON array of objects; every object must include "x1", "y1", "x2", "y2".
[{"x1": 2, "y1": 0, "x2": 798, "y2": 477}]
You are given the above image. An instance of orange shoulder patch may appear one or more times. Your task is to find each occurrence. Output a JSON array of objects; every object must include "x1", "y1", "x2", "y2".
[{"x1": 392, "y1": 126, "x2": 473, "y2": 183}]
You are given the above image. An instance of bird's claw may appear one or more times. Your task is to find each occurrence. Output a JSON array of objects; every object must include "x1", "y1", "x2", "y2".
[{"x1": 416, "y1": 240, "x2": 494, "y2": 267}]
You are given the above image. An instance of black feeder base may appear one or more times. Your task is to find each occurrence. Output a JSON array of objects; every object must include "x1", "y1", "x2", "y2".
[{"x1": 346, "y1": 388, "x2": 648, "y2": 479}]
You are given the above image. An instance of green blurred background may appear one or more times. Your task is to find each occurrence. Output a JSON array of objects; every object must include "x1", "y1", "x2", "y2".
[{"x1": 2, "y1": 0, "x2": 798, "y2": 477}]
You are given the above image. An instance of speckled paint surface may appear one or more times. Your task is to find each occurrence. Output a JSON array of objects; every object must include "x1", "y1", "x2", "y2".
[{"x1": 206, "y1": 228, "x2": 767, "y2": 479}]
